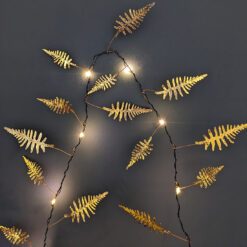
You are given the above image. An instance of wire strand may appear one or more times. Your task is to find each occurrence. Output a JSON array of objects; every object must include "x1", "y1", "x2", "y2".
[
  {"x1": 42, "y1": 50, "x2": 114, "y2": 247},
  {"x1": 112, "y1": 49, "x2": 192, "y2": 246},
  {"x1": 42, "y1": 48, "x2": 192, "y2": 247}
]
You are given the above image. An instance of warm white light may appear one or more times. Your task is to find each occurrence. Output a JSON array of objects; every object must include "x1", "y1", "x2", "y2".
[
  {"x1": 79, "y1": 132, "x2": 85, "y2": 138},
  {"x1": 51, "y1": 198, "x2": 56, "y2": 205},
  {"x1": 123, "y1": 66, "x2": 131, "y2": 74},
  {"x1": 176, "y1": 186, "x2": 181, "y2": 195},
  {"x1": 159, "y1": 118, "x2": 166, "y2": 127},
  {"x1": 84, "y1": 70, "x2": 92, "y2": 78}
]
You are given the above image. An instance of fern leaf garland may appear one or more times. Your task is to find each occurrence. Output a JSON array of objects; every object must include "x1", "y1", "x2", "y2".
[
  {"x1": 102, "y1": 101, "x2": 152, "y2": 121},
  {"x1": 42, "y1": 49, "x2": 77, "y2": 69},
  {"x1": 195, "y1": 123, "x2": 247, "y2": 151},
  {"x1": 119, "y1": 205, "x2": 187, "y2": 242},
  {"x1": 155, "y1": 74, "x2": 208, "y2": 100},
  {"x1": 119, "y1": 205, "x2": 165, "y2": 233},
  {"x1": 195, "y1": 165, "x2": 224, "y2": 189},
  {"x1": 66, "y1": 192, "x2": 108, "y2": 223},
  {"x1": 37, "y1": 97, "x2": 74, "y2": 114},
  {"x1": 114, "y1": 2, "x2": 155, "y2": 36},
  {"x1": 22, "y1": 156, "x2": 44, "y2": 185},
  {"x1": 88, "y1": 74, "x2": 118, "y2": 95},
  {"x1": 127, "y1": 137, "x2": 153, "y2": 169},
  {"x1": 4, "y1": 127, "x2": 54, "y2": 154},
  {"x1": 0, "y1": 226, "x2": 29, "y2": 245}
]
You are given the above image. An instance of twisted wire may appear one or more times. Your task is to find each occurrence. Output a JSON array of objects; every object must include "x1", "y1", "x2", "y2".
[
  {"x1": 42, "y1": 47, "x2": 191, "y2": 246},
  {"x1": 42, "y1": 50, "x2": 113, "y2": 247},
  {"x1": 112, "y1": 49, "x2": 192, "y2": 246}
]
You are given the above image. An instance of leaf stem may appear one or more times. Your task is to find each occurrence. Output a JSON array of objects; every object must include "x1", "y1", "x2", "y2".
[
  {"x1": 43, "y1": 182, "x2": 56, "y2": 194},
  {"x1": 86, "y1": 100, "x2": 103, "y2": 110},
  {"x1": 180, "y1": 182, "x2": 198, "y2": 191},
  {"x1": 52, "y1": 147, "x2": 72, "y2": 156},
  {"x1": 174, "y1": 143, "x2": 197, "y2": 150},
  {"x1": 48, "y1": 216, "x2": 66, "y2": 229},
  {"x1": 71, "y1": 110, "x2": 84, "y2": 128},
  {"x1": 151, "y1": 125, "x2": 161, "y2": 137},
  {"x1": 166, "y1": 231, "x2": 189, "y2": 242},
  {"x1": 142, "y1": 88, "x2": 156, "y2": 93},
  {"x1": 115, "y1": 65, "x2": 128, "y2": 77},
  {"x1": 107, "y1": 31, "x2": 120, "y2": 52}
]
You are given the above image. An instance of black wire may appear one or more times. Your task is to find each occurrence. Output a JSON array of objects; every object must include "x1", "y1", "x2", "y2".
[
  {"x1": 42, "y1": 50, "x2": 113, "y2": 247},
  {"x1": 112, "y1": 49, "x2": 192, "y2": 246},
  {"x1": 43, "y1": 138, "x2": 81, "y2": 247},
  {"x1": 42, "y1": 48, "x2": 191, "y2": 247}
]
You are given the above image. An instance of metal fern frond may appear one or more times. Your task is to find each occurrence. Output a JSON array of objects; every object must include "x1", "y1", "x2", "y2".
[
  {"x1": 155, "y1": 74, "x2": 208, "y2": 100},
  {"x1": 0, "y1": 225, "x2": 29, "y2": 245},
  {"x1": 127, "y1": 137, "x2": 153, "y2": 170},
  {"x1": 195, "y1": 123, "x2": 247, "y2": 151},
  {"x1": 179, "y1": 165, "x2": 224, "y2": 191},
  {"x1": 88, "y1": 74, "x2": 118, "y2": 95},
  {"x1": 4, "y1": 127, "x2": 54, "y2": 154},
  {"x1": 119, "y1": 205, "x2": 187, "y2": 242},
  {"x1": 102, "y1": 101, "x2": 152, "y2": 121},
  {"x1": 114, "y1": 2, "x2": 155, "y2": 36},
  {"x1": 37, "y1": 97, "x2": 83, "y2": 127},
  {"x1": 66, "y1": 192, "x2": 108, "y2": 223},
  {"x1": 22, "y1": 156, "x2": 44, "y2": 185},
  {"x1": 42, "y1": 49, "x2": 78, "y2": 69},
  {"x1": 37, "y1": 97, "x2": 73, "y2": 114},
  {"x1": 196, "y1": 165, "x2": 224, "y2": 189}
]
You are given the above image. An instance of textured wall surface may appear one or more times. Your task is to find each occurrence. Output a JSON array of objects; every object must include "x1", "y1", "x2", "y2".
[{"x1": 0, "y1": 0, "x2": 246, "y2": 246}]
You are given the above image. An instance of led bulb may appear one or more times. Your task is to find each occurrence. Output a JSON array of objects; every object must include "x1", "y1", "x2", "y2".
[
  {"x1": 84, "y1": 70, "x2": 92, "y2": 78},
  {"x1": 123, "y1": 66, "x2": 131, "y2": 74},
  {"x1": 159, "y1": 118, "x2": 166, "y2": 127},
  {"x1": 79, "y1": 132, "x2": 85, "y2": 138},
  {"x1": 51, "y1": 198, "x2": 56, "y2": 205},
  {"x1": 176, "y1": 186, "x2": 181, "y2": 195}
]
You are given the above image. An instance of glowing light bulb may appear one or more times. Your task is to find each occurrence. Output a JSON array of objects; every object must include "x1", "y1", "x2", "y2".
[
  {"x1": 84, "y1": 69, "x2": 92, "y2": 78},
  {"x1": 51, "y1": 198, "x2": 56, "y2": 205},
  {"x1": 176, "y1": 186, "x2": 181, "y2": 195},
  {"x1": 159, "y1": 118, "x2": 166, "y2": 127},
  {"x1": 123, "y1": 66, "x2": 131, "y2": 74},
  {"x1": 79, "y1": 132, "x2": 85, "y2": 138}
]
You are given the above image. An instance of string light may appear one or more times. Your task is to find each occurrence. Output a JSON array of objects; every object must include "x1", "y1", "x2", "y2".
[
  {"x1": 176, "y1": 186, "x2": 182, "y2": 195},
  {"x1": 51, "y1": 198, "x2": 56, "y2": 206},
  {"x1": 158, "y1": 118, "x2": 166, "y2": 127},
  {"x1": 123, "y1": 66, "x2": 131, "y2": 74},
  {"x1": 79, "y1": 131, "x2": 85, "y2": 138},
  {"x1": 82, "y1": 69, "x2": 93, "y2": 79}
]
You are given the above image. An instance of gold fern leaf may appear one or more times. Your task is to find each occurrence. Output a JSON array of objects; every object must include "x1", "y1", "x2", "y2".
[
  {"x1": 42, "y1": 49, "x2": 77, "y2": 69},
  {"x1": 102, "y1": 102, "x2": 152, "y2": 121},
  {"x1": 37, "y1": 97, "x2": 74, "y2": 114},
  {"x1": 114, "y1": 2, "x2": 155, "y2": 36},
  {"x1": 119, "y1": 205, "x2": 165, "y2": 234},
  {"x1": 4, "y1": 127, "x2": 54, "y2": 154},
  {"x1": 88, "y1": 74, "x2": 118, "y2": 95},
  {"x1": 195, "y1": 123, "x2": 247, "y2": 151},
  {"x1": 0, "y1": 226, "x2": 29, "y2": 245},
  {"x1": 127, "y1": 137, "x2": 153, "y2": 170},
  {"x1": 22, "y1": 156, "x2": 44, "y2": 185},
  {"x1": 155, "y1": 74, "x2": 208, "y2": 100},
  {"x1": 195, "y1": 165, "x2": 224, "y2": 189},
  {"x1": 66, "y1": 192, "x2": 109, "y2": 223}
]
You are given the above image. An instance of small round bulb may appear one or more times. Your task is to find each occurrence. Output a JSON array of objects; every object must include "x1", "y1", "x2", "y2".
[
  {"x1": 51, "y1": 198, "x2": 56, "y2": 205},
  {"x1": 79, "y1": 132, "x2": 85, "y2": 138},
  {"x1": 159, "y1": 118, "x2": 166, "y2": 127},
  {"x1": 123, "y1": 67, "x2": 131, "y2": 74},
  {"x1": 176, "y1": 186, "x2": 181, "y2": 195},
  {"x1": 85, "y1": 70, "x2": 92, "y2": 78}
]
